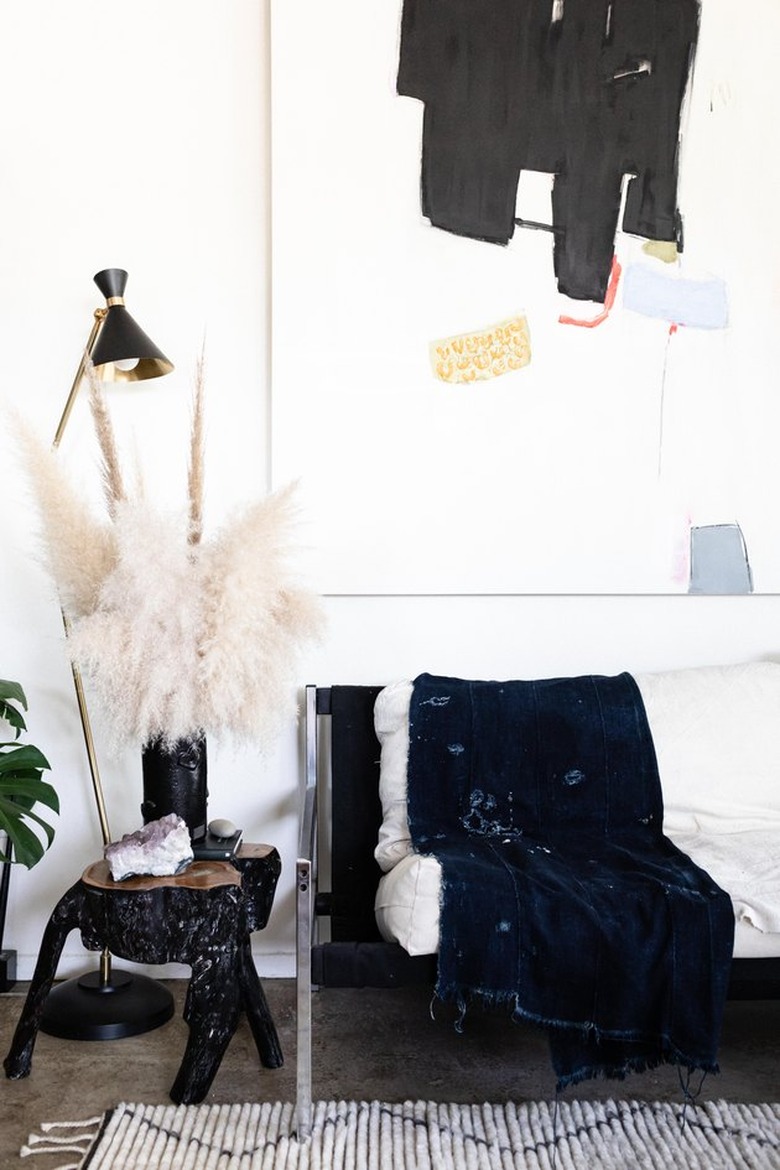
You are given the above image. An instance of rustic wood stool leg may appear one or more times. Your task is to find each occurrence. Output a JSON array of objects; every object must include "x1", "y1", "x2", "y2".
[
  {"x1": 169, "y1": 948, "x2": 243, "y2": 1104},
  {"x1": 238, "y1": 937, "x2": 284, "y2": 1068},
  {"x1": 4, "y1": 882, "x2": 86, "y2": 1079}
]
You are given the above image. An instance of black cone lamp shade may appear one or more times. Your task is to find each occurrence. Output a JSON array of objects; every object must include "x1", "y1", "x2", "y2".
[
  {"x1": 53, "y1": 268, "x2": 174, "y2": 449},
  {"x1": 90, "y1": 269, "x2": 173, "y2": 382},
  {"x1": 41, "y1": 268, "x2": 175, "y2": 1041}
]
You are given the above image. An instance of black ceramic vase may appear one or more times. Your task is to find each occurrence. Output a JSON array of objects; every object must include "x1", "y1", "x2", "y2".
[{"x1": 141, "y1": 734, "x2": 208, "y2": 842}]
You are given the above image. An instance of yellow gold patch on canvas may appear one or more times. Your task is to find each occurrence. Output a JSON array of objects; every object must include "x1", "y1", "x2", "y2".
[
  {"x1": 642, "y1": 240, "x2": 678, "y2": 264},
  {"x1": 431, "y1": 314, "x2": 531, "y2": 384}
]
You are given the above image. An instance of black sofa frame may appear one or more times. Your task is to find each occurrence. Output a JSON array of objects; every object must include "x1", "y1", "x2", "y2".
[{"x1": 295, "y1": 683, "x2": 780, "y2": 1134}]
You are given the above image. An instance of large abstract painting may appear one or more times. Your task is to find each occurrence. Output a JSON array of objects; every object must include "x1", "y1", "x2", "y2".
[{"x1": 271, "y1": 0, "x2": 780, "y2": 594}]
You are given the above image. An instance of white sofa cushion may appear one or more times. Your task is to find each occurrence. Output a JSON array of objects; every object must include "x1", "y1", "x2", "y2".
[
  {"x1": 636, "y1": 661, "x2": 780, "y2": 935},
  {"x1": 374, "y1": 680, "x2": 413, "y2": 872},
  {"x1": 374, "y1": 852, "x2": 442, "y2": 955},
  {"x1": 635, "y1": 661, "x2": 780, "y2": 836}
]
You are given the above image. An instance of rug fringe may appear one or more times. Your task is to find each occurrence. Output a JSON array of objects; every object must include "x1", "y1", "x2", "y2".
[{"x1": 21, "y1": 1114, "x2": 106, "y2": 1169}]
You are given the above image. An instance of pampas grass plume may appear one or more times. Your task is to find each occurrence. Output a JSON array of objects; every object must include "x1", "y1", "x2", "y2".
[
  {"x1": 66, "y1": 501, "x2": 205, "y2": 751},
  {"x1": 15, "y1": 415, "x2": 115, "y2": 618},
  {"x1": 197, "y1": 483, "x2": 326, "y2": 743},
  {"x1": 86, "y1": 362, "x2": 125, "y2": 518},
  {"x1": 18, "y1": 368, "x2": 325, "y2": 752},
  {"x1": 187, "y1": 352, "x2": 206, "y2": 545}
]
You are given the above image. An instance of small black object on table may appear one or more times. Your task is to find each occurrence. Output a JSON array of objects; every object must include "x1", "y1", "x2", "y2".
[{"x1": 4, "y1": 844, "x2": 283, "y2": 1103}]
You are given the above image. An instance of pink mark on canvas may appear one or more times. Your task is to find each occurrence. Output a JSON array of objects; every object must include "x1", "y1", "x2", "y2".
[
  {"x1": 559, "y1": 256, "x2": 622, "y2": 328},
  {"x1": 671, "y1": 513, "x2": 693, "y2": 586}
]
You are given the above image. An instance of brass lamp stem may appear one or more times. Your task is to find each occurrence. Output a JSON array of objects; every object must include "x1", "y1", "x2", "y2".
[
  {"x1": 52, "y1": 310, "x2": 106, "y2": 451},
  {"x1": 53, "y1": 308, "x2": 114, "y2": 987},
  {"x1": 52, "y1": 307, "x2": 113, "y2": 847},
  {"x1": 64, "y1": 636, "x2": 112, "y2": 847}
]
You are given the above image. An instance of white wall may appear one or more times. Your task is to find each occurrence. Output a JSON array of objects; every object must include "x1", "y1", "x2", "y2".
[{"x1": 0, "y1": 2, "x2": 778, "y2": 981}]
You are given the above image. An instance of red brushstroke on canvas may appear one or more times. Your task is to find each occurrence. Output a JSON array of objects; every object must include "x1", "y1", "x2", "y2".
[{"x1": 559, "y1": 256, "x2": 622, "y2": 328}]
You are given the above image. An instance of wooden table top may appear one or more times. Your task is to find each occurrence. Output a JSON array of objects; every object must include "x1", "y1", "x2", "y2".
[{"x1": 81, "y1": 842, "x2": 275, "y2": 892}]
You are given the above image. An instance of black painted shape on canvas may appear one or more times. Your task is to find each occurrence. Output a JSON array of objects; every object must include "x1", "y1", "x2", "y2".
[{"x1": 398, "y1": 0, "x2": 700, "y2": 302}]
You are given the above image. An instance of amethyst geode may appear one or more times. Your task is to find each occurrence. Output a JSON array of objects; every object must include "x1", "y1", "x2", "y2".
[{"x1": 104, "y1": 813, "x2": 194, "y2": 880}]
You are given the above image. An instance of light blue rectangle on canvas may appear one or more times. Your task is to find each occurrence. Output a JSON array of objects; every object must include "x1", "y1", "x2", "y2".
[
  {"x1": 624, "y1": 265, "x2": 729, "y2": 329},
  {"x1": 688, "y1": 524, "x2": 753, "y2": 594}
]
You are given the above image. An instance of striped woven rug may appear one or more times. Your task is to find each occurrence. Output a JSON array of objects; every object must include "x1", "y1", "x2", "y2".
[{"x1": 22, "y1": 1098, "x2": 780, "y2": 1170}]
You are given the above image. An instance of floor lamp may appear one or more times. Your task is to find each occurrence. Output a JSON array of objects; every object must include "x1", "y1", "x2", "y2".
[{"x1": 40, "y1": 268, "x2": 177, "y2": 1040}]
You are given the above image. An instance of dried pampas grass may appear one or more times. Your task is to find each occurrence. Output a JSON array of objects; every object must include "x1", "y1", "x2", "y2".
[
  {"x1": 187, "y1": 351, "x2": 206, "y2": 545},
  {"x1": 20, "y1": 370, "x2": 324, "y2": 752},
  {"x1": 65, "y1": 501, "x2": 205, "y2": 750},
  {"x1": 86, "y1": 362, "x2": 125, "y2": 518},
  {"x1": 197, "y1": 485, "x2": 325, "y2": 746},
  {"x1": 15, "y1": 416, "x2": 116, "y2": 619}
]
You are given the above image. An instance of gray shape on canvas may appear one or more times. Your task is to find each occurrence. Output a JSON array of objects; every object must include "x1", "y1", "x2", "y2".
[{"x1": 688, "y1": 523, "x2": 753, "y2": 595}]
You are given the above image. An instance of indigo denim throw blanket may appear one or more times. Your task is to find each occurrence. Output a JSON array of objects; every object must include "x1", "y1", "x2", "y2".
[{"x1": 407, "y1": 672, "x2": 734, "y2": 1089}]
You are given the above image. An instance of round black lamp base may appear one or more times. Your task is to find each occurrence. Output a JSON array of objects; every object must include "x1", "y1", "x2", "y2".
[{"x1": 40, "y1": 967, "x2": 175, "y2": 1041}]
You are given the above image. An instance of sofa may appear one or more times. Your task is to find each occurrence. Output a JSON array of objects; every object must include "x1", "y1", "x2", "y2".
[{"x1": 295, "y1": 661, "x2": 780, "y2": 1134}]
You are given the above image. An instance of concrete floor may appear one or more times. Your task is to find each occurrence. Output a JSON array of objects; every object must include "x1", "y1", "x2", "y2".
[{"x1": 0, "y1": 978, "x2": 778, "y2": 1167}]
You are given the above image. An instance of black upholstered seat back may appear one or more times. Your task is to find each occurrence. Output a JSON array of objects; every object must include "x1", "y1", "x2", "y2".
[
  {"x1": 327, "y1": 685, "x2": 385, "y2": 941},
  {"x1": 310, "y1": 684, "x2": 438, "y2": 987}
]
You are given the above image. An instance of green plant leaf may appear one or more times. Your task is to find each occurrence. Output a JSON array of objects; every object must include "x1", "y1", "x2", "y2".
[
  {"x1": 0, "y1": 681, "x2": 57, "y2": 866},
  {"x1": 0, "y1": 796, "x2": 57, "y2": 853},
  {"x1": 0, "y1": 802, "x2": 50, "y2": 869},
  {"x1": 0, "y1": 743, "x2": 52, "y2": 775},
  {"x1": 0, "y1": 679, "x2": 28, "y2": 739},
  {"x1": 0, "y1": 680, "x2": 28, "y2": 708},
  {"x1": 0, "y1": 776, "x2": 59, "y2": 814}
]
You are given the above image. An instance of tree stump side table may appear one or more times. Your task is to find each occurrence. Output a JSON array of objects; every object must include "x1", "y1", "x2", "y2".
[{"x1": 4, "y1": 843, "x2": 283, "y2": 1103}]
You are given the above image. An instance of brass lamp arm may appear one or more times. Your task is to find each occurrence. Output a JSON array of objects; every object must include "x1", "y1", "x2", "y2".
[
  {"x1": 65, "y1": 647, "x2": 112, "y2": 848},
  {"x1": 51, "y1": 304, "x2": 113, "y2": 846},
  {"x1": 52, "y1": 309, "x2": 106, "y2": 450}
]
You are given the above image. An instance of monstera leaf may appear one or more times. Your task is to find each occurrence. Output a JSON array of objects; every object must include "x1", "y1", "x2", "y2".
[{"x1": 0, "y1": 680, "x2": 57, "y2": 869}]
